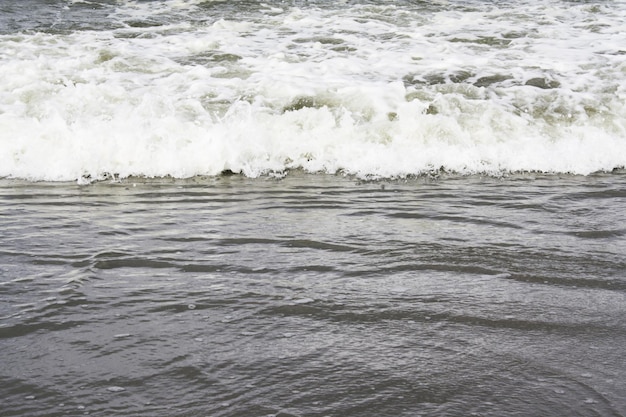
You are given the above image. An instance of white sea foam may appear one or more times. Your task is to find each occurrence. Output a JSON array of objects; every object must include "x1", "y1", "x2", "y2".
[{"x1": 1, "y1": 1, "x2": 625, "y2": 181}]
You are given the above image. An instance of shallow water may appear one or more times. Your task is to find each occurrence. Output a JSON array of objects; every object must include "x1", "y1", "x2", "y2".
[{"x1": 1, "y1": 173, "x2": 625, "y2": 416}]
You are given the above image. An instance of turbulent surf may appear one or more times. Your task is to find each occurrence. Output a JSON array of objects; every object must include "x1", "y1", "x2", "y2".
[{"x1": 1, "y1": 0, "x2": 625, "y2": 181}]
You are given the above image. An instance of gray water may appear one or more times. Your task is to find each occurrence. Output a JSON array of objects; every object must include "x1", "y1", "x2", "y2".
[{"x1": 1, "y1": 173, "x2": 625, "y2": 416}]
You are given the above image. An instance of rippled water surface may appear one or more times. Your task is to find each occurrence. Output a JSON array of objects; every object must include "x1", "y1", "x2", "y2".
[{"x1": 1, "y1": 173, "x2": 625, "y2": 416}]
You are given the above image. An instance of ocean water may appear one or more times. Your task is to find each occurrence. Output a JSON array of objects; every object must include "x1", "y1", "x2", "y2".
[
  {"x1": 1, "y1": 1, "x2": 626, "y2": 417},
  {"x1": 2, "y1": 174, "x2": 626, "y2": 417}
]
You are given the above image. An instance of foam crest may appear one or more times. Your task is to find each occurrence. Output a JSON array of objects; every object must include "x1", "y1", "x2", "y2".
[{"x1": 1, "y1": 0, "x2": 625, "y2": 181}]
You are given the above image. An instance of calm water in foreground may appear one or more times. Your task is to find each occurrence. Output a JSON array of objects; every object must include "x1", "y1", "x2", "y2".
[{"x1": 1, "y1": 173, "x2": 625, "y2": 417}]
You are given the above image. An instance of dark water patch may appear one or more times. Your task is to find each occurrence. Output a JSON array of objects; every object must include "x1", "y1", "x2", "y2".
[
  {"x1": 293, "y1": 36, "x2": 345, "y2": 45},
  {"x1": 438, "y1": 312, "x2": 622, "y2": 335},
  {"x1": 448, "y1": 36, "x2": 512, "y2": 47},
  {"x1": 288, "y1": 264, "x2": 337, "y2": 273},
  {"x1": 160, "y1": 236, "x2": 216, "y2": 243},
  {"x1": 504, "y1": 273, "x2": 626, "y2": 291},
  {"x1": 282, "y1": 239, "x2": 361, "y2": 253},
  {"x1": 403, "y1": 70, "x2": 474, "y2": 86},
  {"x1": 124, "y1": 19, "x2": 164, "y2": 29},
  {"x1": 97, "y1": 228, "x2": 133, "y2": 237},
  {"x1": 0, "y1": 377, "x2": 68, "y2": 417},
  {"x1": 344, "y1": 262, "x2": 499, "y2": 277},
  {"x1": 184, "y1": 51, "x2": 243, "y2": 66},
  {"x1": 448, "y1": 70, "x2": 474, "y2": 83},
  {"x1": 263, "y1": 301, "x2": 433, "y2": 325},
  {"x1": 502, "y1": 30, "x2": 528, "y2": 39},
  {"x1": 218, "y1": 237, "x2": 282, "y2": 246},
  {"x1": 179, "y1": 263, "x2": 231, "y2": 273},
  {"x1": 473, "y1": 74, "x2": 513, "y2": 87},
  {"x1": 551, "y1": 187, "x2": 626, "y2": 200},
  {"x1": 387, "y1": 211, "x2": 525, "y2": 230},
  {"x1": 566, "y1": 229, "x2": 626, "y2": 239},
  {"x1": 93, "y1": 257, "x2": 178, "y2": 270},
  {"x1": 331, "y1": 45, "x2": 358, "y2": 52},
  {"x1": 29, "y1": 257, "x2": 75, "y2": 266},
  {"x1": 525, "y1": 77, "x2": 561, "y2": 89},
  {"x1": 283, "y1": 96, "x2": 332, "y2": 112},
  {"x1": 0, "y1": 319, "x2": 87, "y2": 339}
]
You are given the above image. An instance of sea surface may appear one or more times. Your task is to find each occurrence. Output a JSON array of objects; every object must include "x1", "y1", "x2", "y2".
[
  {"x1": 2, "y1": 174, "x2": 626, "y2": 417},
  {"x1": 1, "y1": 1, "x2": 626, "y2": 416}
]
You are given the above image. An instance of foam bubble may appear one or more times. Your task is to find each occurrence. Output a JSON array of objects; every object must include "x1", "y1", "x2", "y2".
[{"x1": 1, "y1": 1, "x2": 624, "y2": 181}]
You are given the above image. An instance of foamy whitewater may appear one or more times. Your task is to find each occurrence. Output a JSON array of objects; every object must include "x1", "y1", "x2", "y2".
[{"x1": 1, "y1": 0, "x2": 625, "y2": 181}]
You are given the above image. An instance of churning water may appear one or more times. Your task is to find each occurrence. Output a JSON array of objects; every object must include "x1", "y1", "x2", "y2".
[{"x1": 1, "y1": 0, "x2": 625, "y2": 180}]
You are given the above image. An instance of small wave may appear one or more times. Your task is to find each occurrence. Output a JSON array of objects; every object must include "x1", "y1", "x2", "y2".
[{"x1": 1, "y1": 1, "x2": 625, "y2": 182}]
